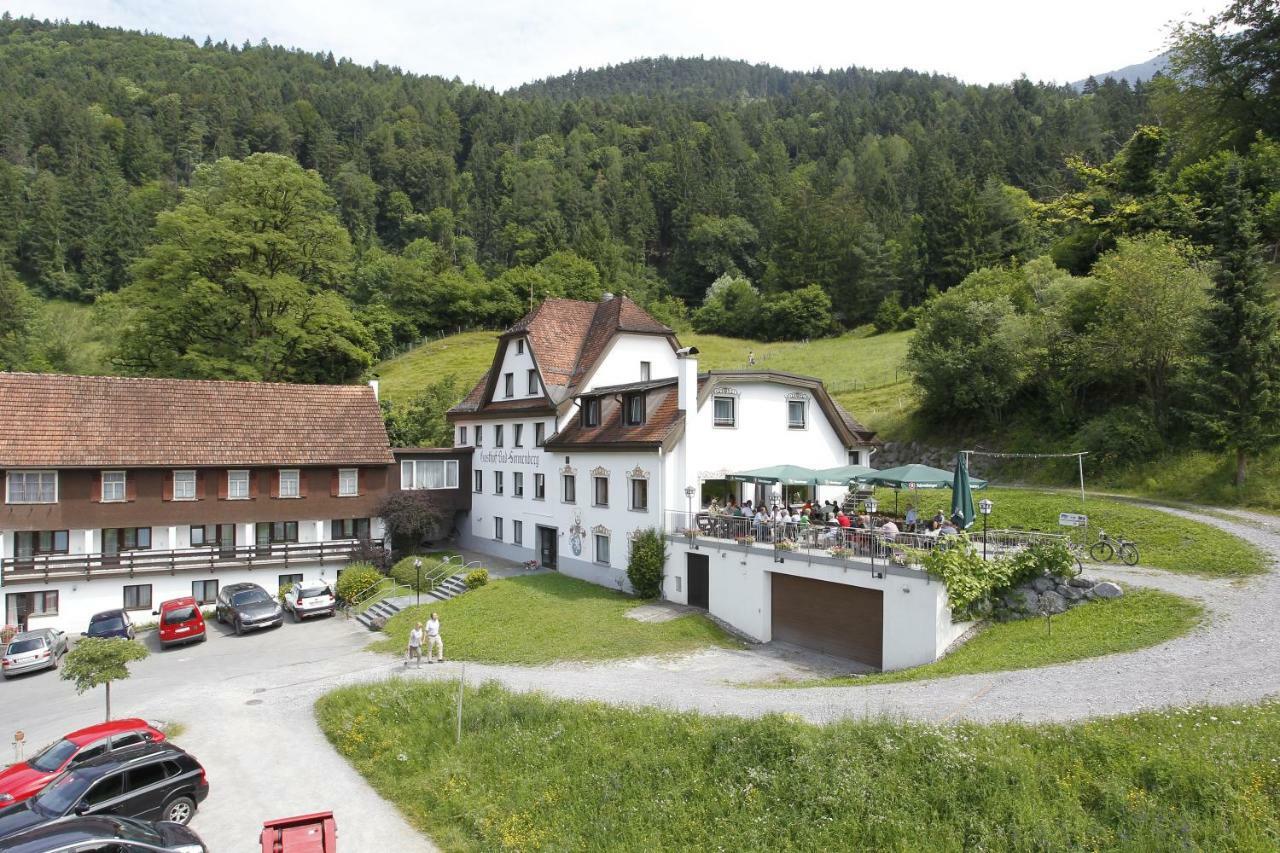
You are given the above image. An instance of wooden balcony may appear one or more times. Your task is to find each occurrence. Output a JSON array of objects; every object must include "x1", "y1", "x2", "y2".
[{"x1": 1, "y1": 539, "x2": 384, "y2": 584}]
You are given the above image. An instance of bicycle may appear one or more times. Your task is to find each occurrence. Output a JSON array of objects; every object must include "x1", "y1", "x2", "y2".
[{"x1": 1088, "y1": 530, "x2": 1139, "y2": 566}]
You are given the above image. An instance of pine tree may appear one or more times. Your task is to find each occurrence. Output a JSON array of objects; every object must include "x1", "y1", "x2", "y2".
[{"x1": 1194, "y1": 159, "x2": 1280, "y2": 487}]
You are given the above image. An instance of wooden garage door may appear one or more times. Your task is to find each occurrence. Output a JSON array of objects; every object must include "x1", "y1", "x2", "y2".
[{"x1": 771, "y1": 573, "x2": 883, "y2": 668}]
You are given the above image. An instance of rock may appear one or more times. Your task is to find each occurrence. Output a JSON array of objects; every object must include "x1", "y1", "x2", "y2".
[
  {"x1": 1005, "y1": 588, "x2": 1039, "y2": 614},
  {"x1": 1031, "y1": 576, "x2": 1056, "y2": 593},
  {"x1": 1093, "y1": 581, "x2": 1123, "y2": 599},
  {"x1": 1069, "y1": 575, "x2": 1095, "y2": 588},
  {"x1": 1038, "y1": 590, "x2": 1068, "y2": 614},
  {"x1": 370, "y1": 615, "x2": 387, "y2": 630},
  {"x1": 1056, "y1": 584, "x2": 1083, "y2": 601}
]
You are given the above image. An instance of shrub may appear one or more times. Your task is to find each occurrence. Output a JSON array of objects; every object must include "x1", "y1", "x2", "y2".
[
  {"x1": 1074, "y1": 405, "x2": 1162, "y2": 469},
  {"x1": 278, "y1": 581, "x2": 295, "y2": 603},
  {"x1": 1004, "y1": 540, "x2": 1076, "y2": 586},
  {"x1": 335, "y1": 562, "x2": 383, "y2": 604},
  {"x1": 376, "y1": 490, "x2": 450, "y2": 549},
  {"x1": 389, "y1": 554, "x2": 454, "y2": 591},
  {"x1": 627, "y1": 528, "x2": 666, "y2": 599},
  {"x1": 759, "y1": 284, "x2": 834, "y2": 341},
  {"x1": 464, "y1": 568, "x2": 489, "y2": 589},
  {"x1": 873, "y1": 292, "x2": 906, "y2": 333}
]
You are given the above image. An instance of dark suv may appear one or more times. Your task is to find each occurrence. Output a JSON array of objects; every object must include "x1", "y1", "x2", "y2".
[
  {"x1": 0, "y1": 814, "x2": 206, "y2": 852},
  {"x1": 214, "y1": 582, "x2": 283, "y2": 635},
  {"x1": 83, "y1": 609, "x2": 135, "y2": 640},
  {"x1": 0, "y1": 742, "x2": 209, "y2": 841}
]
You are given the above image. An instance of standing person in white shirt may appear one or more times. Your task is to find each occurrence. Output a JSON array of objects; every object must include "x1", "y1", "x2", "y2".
[
  {"x1": 426, "y1": 612, "x2": 444, "y2": 663},
  {"x1": 406, "y1": 622, "x2": 423, "y2": 668}
]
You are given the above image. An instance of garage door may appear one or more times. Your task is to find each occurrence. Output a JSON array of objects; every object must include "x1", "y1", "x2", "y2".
[{"x1": 771, "y1": 573, "x2": 883, "y2": 668}]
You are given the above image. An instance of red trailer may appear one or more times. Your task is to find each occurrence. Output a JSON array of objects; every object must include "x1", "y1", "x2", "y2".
[{"x1": 260, "y1": 811, "x2": 338, "y2": 853}]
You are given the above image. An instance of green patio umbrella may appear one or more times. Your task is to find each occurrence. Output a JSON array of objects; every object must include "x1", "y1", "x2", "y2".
[
  {"x1": 950, "y1": 453, "x2": 976, "y2": 529},
  {"x1": 812, "y1": 464, "x2": 878, "y2": 485},
  {"x1": 860, "y1": 463, "x2": 988, "y2": 516},
  {"x1": 726, "y1": 464, "x2": 829, "y2": 486}
]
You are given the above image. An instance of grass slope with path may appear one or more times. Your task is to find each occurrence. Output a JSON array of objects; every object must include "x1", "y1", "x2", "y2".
[
  {"x1": 368, "y1": 573, "x2": 735, "y2": 664},
  {"x1": 751, "y1": 588, "x2": 1204, "y2": 688},
  {"x1": 318, "y1": 680, "x2": 1280, "y2": 851}
]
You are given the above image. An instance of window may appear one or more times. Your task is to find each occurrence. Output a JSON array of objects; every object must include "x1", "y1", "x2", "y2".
[
  {"x1": 534, "y1": 473, "x2": 546, "y2": 500},
  {"x1": 227, "y1": 470, "x2": 250, "y2": 500},
  {"x1": 402, "y1": 459, "x2": 459, "y2": 490},
  {"x1": 122, "y1": 584, "x2": 152, "y2": 611},
  {"x1": 278, "y1": 469, "x2": 300, "y2": 498},
  {"x1": 494, "y1": 470, "x2": 504, "y2": 495},
  {"x1": 848, "y1": 450, "x2": 862, "y2": 466},
  {"x1": 6, "y1": 591, "x2": 58, "y2": 624},
  {"x1": 338, "y1": 468, "x2": 359, "y2": 497},
  {"x1": 279, "y1": 573, "x2": 303, "y2": 591},
  {"x1": 535, "y1": 422, "x2": 546, "y2": 446},
  {"x1": 583, "y1": 398, "x2": 601, "y2": 427},
  {"x1": 474, "y1": 470, "x2": 484, "y2": 493},
  {"x1": 14, "y1": 531, "x2": 69, "y2": 560},
  {"x1": 495, "y1": 425, "x2": 504, "y2": 447},
  {"x1": 475, "y1": 425, "x2": 483, "y2": 447},
  {"x1": 173, "y1": 470, "x2": 196, "y2": 501},
  {"x1": 514, "y1": 520, "x2": 523, "y2": 545},
  {"x1": 513, "y1": 424, "x2": 524, "y2": 447},
  {"x1": 6, "y1": 471, "x2": 56, "y2": 504},
  {"x1": 192, "y1": 580, "x2": 218, "y2": 606},
  {"x1": 595, "y1": 533, "x2": 610, "y2": 566},
  {"x1": 189, "y1": 525, "x2": 206, "y2": 547},
  {"x1": 256, "y1": 521, "x2": 298, "y2": 544},
  {"x1": 513, "y1": 472, "x2": 524, "y2": 497},
  {"x1": 331, "y1": 518, "x2": 371, "y2": 540},
  {"x1": 126, "y1": 763, "x2": 171, "y2": 791},
  {"x1": 623, "y1": 393, "x2": 645, "y2": 426},
  {"x1": 190, "y1": 524, "x2": 235, "y2": 551},
  {"x1": 630, "y1": 478, "x2": 648, "y2": 511},
  {"x1": 517, "y1": 339, "x2": 525, "y2": 355},
  {"x1": 103, "y1": 528, "x2": 151, "y2": 552},
  {"x1": 101, "y1": 471, "x2": 126, "y2": 502},
  {"x1": 562, "y1": 474, "x2": 576, "y2": 503},
  {"x1": 494, "y1": 517, "x2": 504, "y2": 540},
  {"x1": 640, "y1": 361, "x2": 651, "y2": 381},
  {"x1": 504, "y1": 372, "x2": 514, "y2": 398},
  {"x1": 459, "y1": 426, "x2": 468, "y2": 445},
  {"x1": 84, "y1": 773, "x2": 125, "y2": 807},
  {"x1": 714, "y1": 396, "x2": 736, "y2": 428},
  {"x1": 527, "y1": 369, "x2": 538, "y2": 395},
  {"x1": 788, "y1": 400, "x2": 807, "y2": 430},
  {"x1": 593, "y1": 475, "x2": 609, "y2": 507}
]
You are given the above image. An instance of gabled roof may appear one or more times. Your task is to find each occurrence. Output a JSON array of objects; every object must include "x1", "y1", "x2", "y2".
[
  {"x1": 0, "y1": 373, "x2": 394, "y2": 467},
  {"x1": 449, "y1": 295, "x2": 675, "y2": 419},
  {"x1": 699, "y1": 370, "x2": 880, "y2": 446},
  {"x1": 545, "y1": 382, "x2": 684, "y2": 451}
]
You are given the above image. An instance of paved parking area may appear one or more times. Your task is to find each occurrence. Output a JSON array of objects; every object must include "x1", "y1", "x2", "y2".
[{"x1": 0, "y1": 614, "x2": 435, "y2": 853}]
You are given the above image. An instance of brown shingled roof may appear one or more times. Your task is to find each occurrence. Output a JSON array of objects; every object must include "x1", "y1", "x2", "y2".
[
  {"x1": 545, "y1": 382, "x2": 683, "y2": 450},
  {"x1": 0, "y1": 373, "x2": 393, "y2": 467}
]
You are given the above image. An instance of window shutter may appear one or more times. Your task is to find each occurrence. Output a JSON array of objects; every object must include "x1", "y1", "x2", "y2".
[
  {"x1": 196, "y1": 470, "x2": 206, "y2": 500},
  {"x1": 330, "y1": 469, "x2": 339, "y2": 497},
  {"x1": 217, "y1": 471, "x2": 228, "y2": 500},
  {"x1": 251, "y1": 470, "x2": 262, "y2": 499},
  {"x1": 90, "y1": 471, "x2": 101, "y2": 502},
  {"x1": 298, "y1": 470, "x2": 309, "y2": 498},
  {"x1": 354, "y1": 469, "x2": 361, "y2": 496},
  {"x1": 125, "y1": 472, "x2": 137, "y2": 502},
  {"x1": 270, "y1": 470, "x2": 280, "y2": 499},
  {"x1": 162, "y1": 471, "x2": 173, "y2": 502}
]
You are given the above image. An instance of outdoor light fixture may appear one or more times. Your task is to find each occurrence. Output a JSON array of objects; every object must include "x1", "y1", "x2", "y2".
[
  {"x1": 684, "y1": 485, "x2": 698, "y2": 550},
  {"x1": 414, "y1": 557, "x2": 423, "y2": 607},
  {"x1": 979, "y1": 499, "x2": 994, "y2": 560}
]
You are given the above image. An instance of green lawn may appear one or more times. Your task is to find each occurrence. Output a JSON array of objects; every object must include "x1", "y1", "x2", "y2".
[
  {"x1": 753, "y1": 588, "x2": 1203, "y2": 688},
  {"x1": 368, "y1": 573, "x2": 735, "y2": 664},
  {"x1": 376, "y1": 330, "x2": 502, "y2": 406},
  {"x1": 317, "y1": 681, "x2": 1280, "y2": 851},
  {"x1": 903, "y1": 487, "x2": 1266, "y2": 578}
]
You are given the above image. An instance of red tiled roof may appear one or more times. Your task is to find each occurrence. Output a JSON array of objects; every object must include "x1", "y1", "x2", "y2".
[
  {"x1": 545, "y1": 382, "x2": 683, "y2": 449},
  {"x1": 0, "y1": 373, "x2": 394, "y2": 467}
]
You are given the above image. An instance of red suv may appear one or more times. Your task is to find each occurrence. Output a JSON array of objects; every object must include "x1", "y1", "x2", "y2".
[
  {"x1": 0, "y1": 718, "x2": 165, "y2": 809},
  {"x1": 154, "y1": 597, "x2": 207, "y2": 648}
]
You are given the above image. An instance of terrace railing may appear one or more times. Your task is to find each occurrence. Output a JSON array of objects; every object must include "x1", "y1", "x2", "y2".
[{"x1": 1, "y1": 538, "x2": 384, "y2": 584}]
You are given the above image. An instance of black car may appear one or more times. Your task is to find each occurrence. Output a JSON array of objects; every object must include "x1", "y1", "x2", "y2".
[
  {"x1": 83, "y1": 610, "x2": 135, "y2": 641},
  {"x1": 0, "y1": 742, "x2": 209, "y2": 842},
  {"x1": 0, "y1": 814, "x2": 206, "y2": 852},
  {"x1": 214, "y1": 582, "x2": 283, "y2": 635}
]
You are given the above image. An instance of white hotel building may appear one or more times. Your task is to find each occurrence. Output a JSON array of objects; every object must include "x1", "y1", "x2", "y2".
[{"x1": 450, "y1": 295, "x2": 971, "y2": 670}]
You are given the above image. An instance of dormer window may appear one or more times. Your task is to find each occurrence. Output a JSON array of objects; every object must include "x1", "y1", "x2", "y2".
[
  {"x1": 583, "y1": 398, "x2": 601, "y2": 428},
  {"x1": 623, "y1": 393, "x2": 645, "y2": 426}
]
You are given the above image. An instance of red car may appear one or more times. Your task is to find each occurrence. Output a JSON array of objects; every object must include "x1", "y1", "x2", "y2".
[
  {"x1": 0, "y1": 718, "x2": 166, "y2": 808},
  {"x1": 154, "y1": 596, "x2": 207, "y2": 647}
]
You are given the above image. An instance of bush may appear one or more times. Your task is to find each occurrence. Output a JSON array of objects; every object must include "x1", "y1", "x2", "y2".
[
  {"x1": 1074, "y1": 405, "x2": 1163, "y2": 469},
  {"x1": 389, "y1": 554, "x2": 454, "y2": 591},
  {"x1": 464, "y1": 568, "x2": 489, "y2": 589},
  {"x1": 335, "y1": 562, "x2": 383, "y2": 604},
  {"x1": 873, "y1": 292, "x2": 906, "y2": 333},
  {"x1": 627, "y1": 528, "x2": 666, "y2": 599},
  {"x1": 1004, "y1": 540, "x2": 1076, "y2": 587},
  {"x1": 278, "y1": 582, "x2": 295, "y2": 603},
  {"x1": 759, "y1": 284, "x2": 834, "y2": 341}
]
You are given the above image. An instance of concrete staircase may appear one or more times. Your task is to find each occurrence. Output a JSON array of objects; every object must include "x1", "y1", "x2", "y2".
[{"x1": 354, "y1": 573, "x2": 470, "y2": 631}]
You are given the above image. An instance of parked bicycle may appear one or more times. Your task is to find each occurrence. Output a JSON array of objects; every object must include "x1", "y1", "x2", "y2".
[{"x1": 1088, "y1": 530, "x2": 1139, "y2": 566}]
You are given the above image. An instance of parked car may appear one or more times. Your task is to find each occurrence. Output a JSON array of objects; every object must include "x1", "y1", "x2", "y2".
[
  {"x1": 153, "y1": 598, "x2": 207, "y2": 648},
  {"x1": 215, "y1": 583, "x2": 283, "y2": 635},
  {"x1": 0, "y1": 814, "x2": 206, "y2": 852},
  {"x1": 1, "y1": 629, "x2": 68, "y2": 679},
  {"x1": 83, "y1": 609, "x2": 135, "y2": 641},
  {"x1": 0, "y1": 742, "x2": 208, "y2": 840},
  {"x1": 260, "y1": 811, "x2": 337, "y2": 852},
  {"x1": 283, "y1": 580, "x2": 336, "y2": 622},
  {"x1": 0, "y1": 719, "x2": 166, "y2": 809}
]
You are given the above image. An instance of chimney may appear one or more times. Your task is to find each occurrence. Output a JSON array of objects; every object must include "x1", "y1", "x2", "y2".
[
  {"x1": 600, "y1": 292, "x2": 615, "y2": 302},
  {"x1": 676, "y1": 346, "x2": 700, "y2": 498},
  {"x1": 368, "y1": 379, "x2": 380, "y2": 401}
]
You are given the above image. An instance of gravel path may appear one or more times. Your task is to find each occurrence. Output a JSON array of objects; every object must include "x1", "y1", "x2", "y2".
[{"x1": 390, "y1": 503, "x2": 1280, "y2": 724}]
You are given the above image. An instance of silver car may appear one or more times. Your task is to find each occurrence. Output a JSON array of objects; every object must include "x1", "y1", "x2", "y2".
[{"x1": 1, "y1": 629, "x2": 68, "y2": 678}]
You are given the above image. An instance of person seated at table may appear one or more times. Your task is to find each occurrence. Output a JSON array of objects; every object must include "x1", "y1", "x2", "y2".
[
  {"x1": 939, "y1": 519, "x2": 958, "y2": 536},
  {"x1": 923, "y1": 519, "x2": 941, "y2": 538},
  {"x1": 836, "y1": 510, "x2": 851, "y2": 528},
  {"x1": 880, "y1": 518, "x2": 900, "y2": 542},
  {"x1": 904, "y1": 506, "x2": 919, "y2": 532},
  {"x1": 932, "y1": 510, "x2": 945, "y2": 527},
  {"x1": 859, "y1": 513, "x2": 872, "y2": 529}
]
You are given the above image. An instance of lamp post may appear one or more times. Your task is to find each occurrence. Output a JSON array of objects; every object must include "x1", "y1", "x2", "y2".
[
  {"x1": 979, "y1": 499, "x2": 993, "y2": 560},
  {"x1": 865, "y1": 496, "x2": 878, "y2": 526},
  {"x1": 684, "y1": 485, "x2": 697, "y2": 550},
  {"x1": 414, "y1": 557, "x2": 422, "y2": 607}
]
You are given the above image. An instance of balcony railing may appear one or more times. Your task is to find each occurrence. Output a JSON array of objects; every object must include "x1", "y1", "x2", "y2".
[{"x1": 1, "y1": 538, "x2": 384, "y2": 584}]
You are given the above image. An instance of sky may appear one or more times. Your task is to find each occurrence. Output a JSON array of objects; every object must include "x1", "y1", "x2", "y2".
[{"x1": 6, "y1": 0, "x2": 1226, "y2": 90}]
